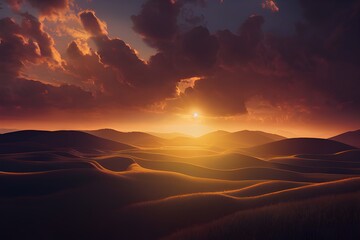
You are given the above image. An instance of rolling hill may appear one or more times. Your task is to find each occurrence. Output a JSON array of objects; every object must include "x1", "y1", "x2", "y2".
[
  {"x1": 1, "y1": 129, "x2": 360, "y2": 239},
  {"x1": 85, "y1": 129, "x2": 285, "y2": 149},
  {"x1": 246, "y1": 138, "x2": 355, "y2": 157},
  {"x1": 0, "y1": 130, "x2": 134, "y2": 153},
  {"x1": 169, "y1": 130, "x2": 285, "y2": 149},
  {"x1": 330, "y1": 129, "x2": 360, "y2": 148},
  {"x1": 85, "y1": 129, "x2": 165, "y2": 147}
]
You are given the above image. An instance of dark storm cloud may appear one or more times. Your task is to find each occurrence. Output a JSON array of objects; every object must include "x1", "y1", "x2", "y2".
[
  {"x1": 177, "y1": 26, "x2": 219, "y2": 69},
  {"x1": 293, "y1": 0, "x2": 360, "y2": 105},
  {"x1": 0, "y1": 12, "x2": 60, "y2": 75},
  {"x1": 0, "y1": 0, "x2": 359, "y2": 121},
  {"x1": 21, "y1": 12, "x2": 59, "y2": 60},
  {"x1": 0, "y1": 17, "x2": 38, "y2": 78},
  {"x1": 299, "y1": 0, "x2": 360, "y2": 64},
  {"x1": 161, "y1": 0, "x2": 360, "y2": 117},
  {"x1": 79, "y1": 11, "x2": 107, "y2": 37},
  {"x1": 78, "y1": 10, "x2": 179, "y2": 105},
  {"x1": 71, "y1": 0, "x2": 358, "y2": 118},
  {"x1": 131, "y1": 0, "x2": 207, "y2": 50},
  {"x1": 0, "y1": 14, "x2": 94, "y2": 114},
  {"x1": 132, "y1": 0, "x2": 180, "y2": 49},
  {"x1": 216, "y1": 15, "x2": 265, "y2": 65}
]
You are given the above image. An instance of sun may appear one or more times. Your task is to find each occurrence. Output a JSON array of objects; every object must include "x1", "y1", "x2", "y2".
[{"x1": 192, "y1": 112, "x2": 199, "y2": 119}]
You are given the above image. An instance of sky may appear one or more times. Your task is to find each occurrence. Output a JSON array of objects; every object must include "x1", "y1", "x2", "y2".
[{"x1": 0, "y1": 0, "x2": 359, "y2": 137}]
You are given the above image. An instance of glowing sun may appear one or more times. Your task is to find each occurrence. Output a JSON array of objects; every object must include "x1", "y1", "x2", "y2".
[{"x1": 192, "y1": 112, "x2": 199, "y2": 119}]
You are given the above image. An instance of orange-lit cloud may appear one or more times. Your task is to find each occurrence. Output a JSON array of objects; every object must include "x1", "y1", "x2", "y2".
[
  {"x1": 6, "y1": 0, "x2": 71, "y2": 17},
  {"x1": 177, "y1": 76, "x2": 203, "y2": 95},
  {"x1": 0, "y1": 0, "x2": 359, "y2": 135},
  {"x1": 262, "y1": 0, "x2": 279, "y2": 12},
  {"x1": 79, "y1": 10, "x2": 107, "y2": 36}
]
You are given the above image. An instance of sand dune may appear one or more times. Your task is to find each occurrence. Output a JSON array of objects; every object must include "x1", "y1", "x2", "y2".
[
  {"x1": 118, "y1": 177, "x2": 360, "y2": 239},
  {"x1": 94, "y1": 156, "x2": 136, "y2": 171},
  {"x1": 147, "y1": 132, "x2": 192, "y2": 139},
  {"x1": 167, "y1": 130, "x2": 285, "y2": 149},
  {"x1": 167, "y1": 192, "x2": 360, "y2": 240},
  {"x1": 0, "y1": 168, "x2": 102, "y2": 197},
  {"x1": 330, "y1": 129, "x2": 360, "y2": 148},
  {"x1": 123, "y1": 177, "x2": 360, "y2": 212},
  {"x1": 1, "y1": 129, "x2": 360, "y2": 239},
  {"x1": 85, "y1": 128, "x2": 286, "y2": 150},
  {"x1": 197, "y1": 130, "x2": 285, "y2": 148},
  {"x1": 270, "y1": 156, "x2": 360, "y2": 169},
  {"x1": 0, "y1": 158, "x2": 98, "y2": 173},
  {"x1": 86, "y1": 129, "x2": 165, "y2": 147},
  {"x1": 296, "y1": 149, "x2": 360, "y2": 162},
  {"x1": 128, "y1": 158, "x2": 351, "y2": 182},
  {"x1": 0, "y1": 130, "x2": 135, "y2": 153},
  {"x1": 127, "y1": 152, "x2": 267, "y2": 169},
  {"x1": 224, "y1": 180, "x2": 311, "y2": 197},
  {"x1": 124, "y1": 147, "x2": 221, "y2": 157},
  {"x1": 246, "y1": 138, "x2": 355, "y2": 157}
]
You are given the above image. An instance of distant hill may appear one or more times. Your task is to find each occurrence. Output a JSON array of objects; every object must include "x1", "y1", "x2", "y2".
[
  {"x1": 147, "y1": 132, "x2": 192, "y2": 139},
  {"x1": 180, "y1": 130, "x2": 285, "y2": 149},
  {"x1": 220, "y1": 130, "x2": 285, "y2": 147},
  {"x1": 0, "y1": 130, "x2": 134, "y2": 153},
  {"x1": 85, "y1": 129, "x2": 165, "y2": 147},
  {"x1": 247, "y1": 138, "x2": 355, "y2": 157},
  {"x1": 330, "y1": 130, "x2": 360, "y2": 148},
  {"x1": 169, "y1": 130, "x2": 285, "y2": 149},
  {"x1": 199, "y1": 130, "x2": 231, "y2": 139}
]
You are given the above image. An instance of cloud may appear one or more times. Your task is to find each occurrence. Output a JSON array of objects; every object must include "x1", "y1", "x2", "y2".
[
  {"x1": 177, "y1": 26, "x2": 219, "y2": 69},
  {"x1": 161, "y1": 0, "x2": 360, "y2": 121},
  {"x1": 0, "y1": 13, "x2": 93, "y2": 115},
  {"x1": 6, "y1": 0, "x2": 70, "y2": 17},
  {"x1": 21, "y1": 12, "x2": 62, "y2": 63},
  {"x1": 77, "y1": 10, "x2": 179, "y2": 106},
  {"x1": 111, "y1": 0, "x2": 360, "y2": 120},
  {"x1": 79, "y1": 10, "x2": 107, "y2": 37},
  {"x1": 262, "y1": 0, "x2": 279, "y2": 12},
  {"x1": 0, "y1": 0, "x2": 359, "y2": 127},
  {"x1": 132, "y1": 0, "x2": 181, "y2": 49},
  {"x1": 0, "y1": 17, "x2": 42, "y2": 78},
  {"x1": 216, "y1": 15, "x2": 265, "y2": 65}
]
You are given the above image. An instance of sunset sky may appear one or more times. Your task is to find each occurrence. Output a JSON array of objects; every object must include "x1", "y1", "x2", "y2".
[{"x1": 0, "y1": 0, "x2": 359, "y2": 137}]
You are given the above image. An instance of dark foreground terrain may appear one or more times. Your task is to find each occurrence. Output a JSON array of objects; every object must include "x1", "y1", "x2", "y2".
[{"x1": 0, "y1": 130, "x2": 359, "y2": 239}]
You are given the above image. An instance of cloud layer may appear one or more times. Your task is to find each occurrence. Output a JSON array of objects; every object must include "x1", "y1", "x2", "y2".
[{"x1": 0, "y1": 0, "x2": 359, "y2": 128}]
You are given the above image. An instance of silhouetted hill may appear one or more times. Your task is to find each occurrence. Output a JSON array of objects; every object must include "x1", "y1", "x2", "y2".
[
  {"x1": 85, "y1": 129, "x2": 164, "y2": 147},
  {"x1": 1, "y1": 129, "x2": 360, "y2": 239},
  {"x1": 88, "y1": 129, "x2": 285, "y2": 149},
  {"x1": 247, "y1": 138, "x2": 355, "y2": 157},
  {"x1": 223, "y1": 130, "x2": 285, "y2": 147},
  {"x1": 198, "y1": 130, "x2": 285, "y2": 146},
  {"x1": 0, "y1": 130, "x2": 134, "y2": 153},
  {"x1": 167, "y1": 191, "x2": 360, "y2": 240},
  {"x1": 169, "y1": 130, "x2": 285, "y2": 148},
  {"x1": 296, "y1": 149, "x2": 360, "y2": 162},
  {"x1": 199, "y1": 130, "x2": 230, "y2": 139},
  {"x1": 330, "y1": 129, "x2": 360, "y2": 148},
  {"x1": 147, "y1": 132, "x2": 192, "y2": 139}
]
